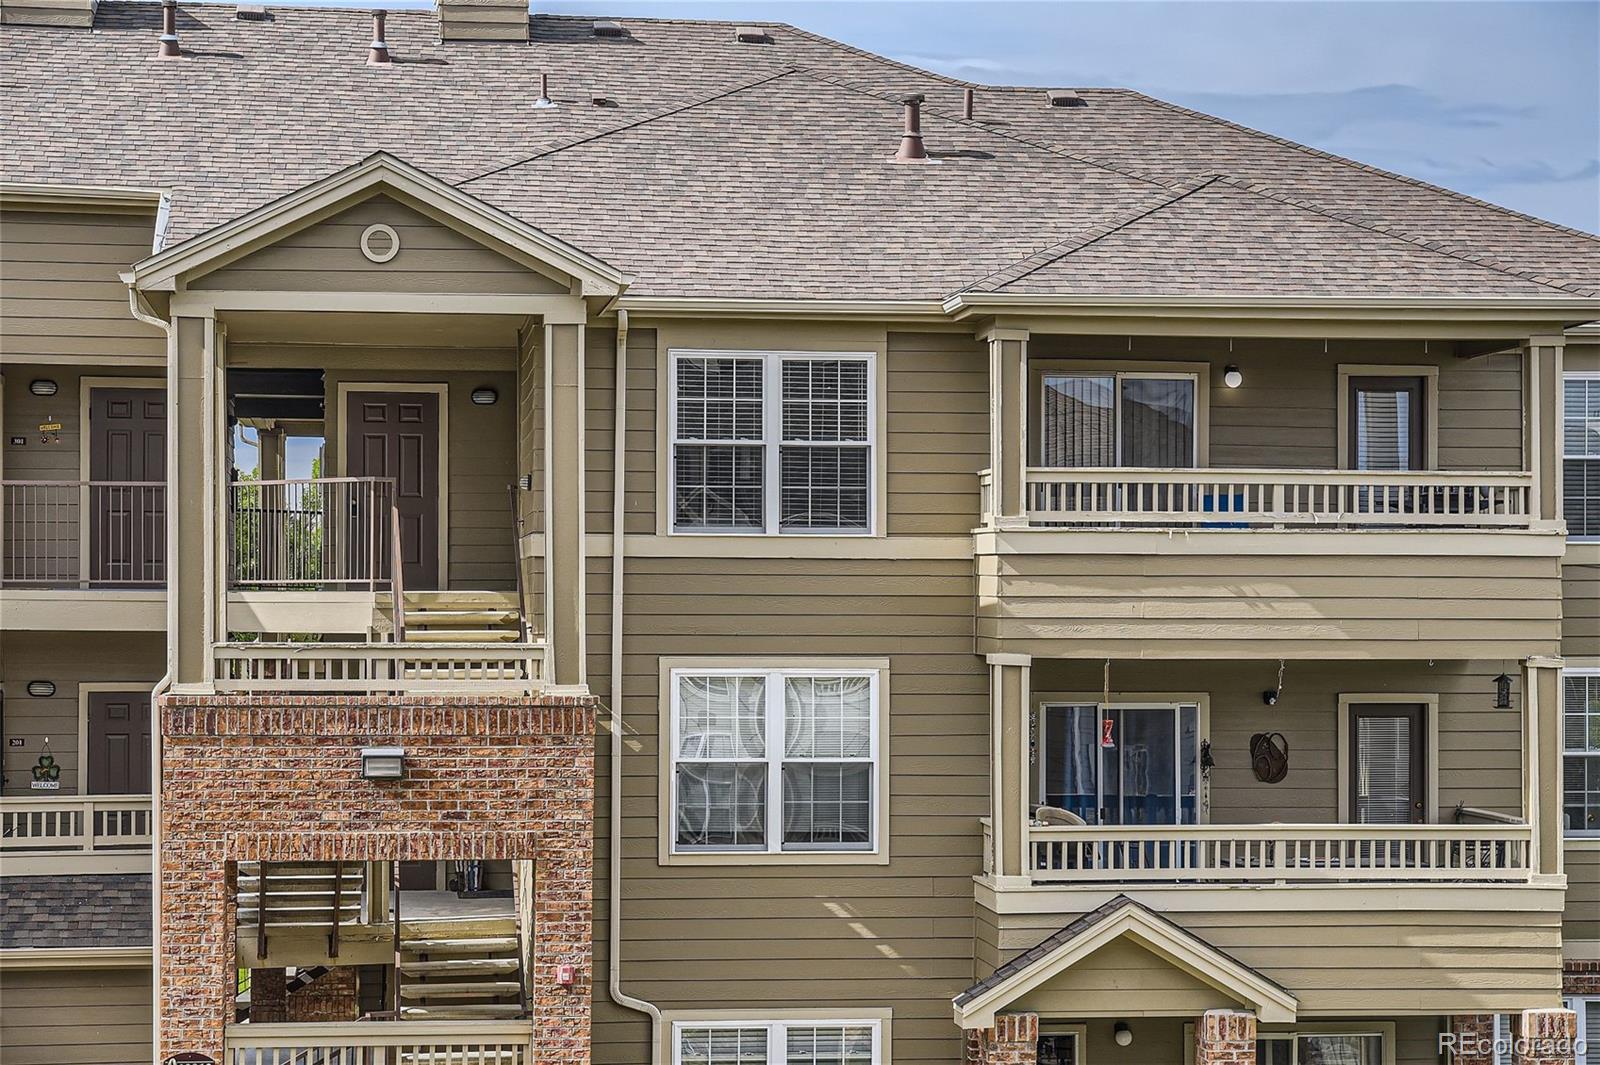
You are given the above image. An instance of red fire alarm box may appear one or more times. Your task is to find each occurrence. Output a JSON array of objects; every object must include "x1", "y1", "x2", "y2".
[{"x1": 555, "y1": 963, "x2": 577, "y2": 987}]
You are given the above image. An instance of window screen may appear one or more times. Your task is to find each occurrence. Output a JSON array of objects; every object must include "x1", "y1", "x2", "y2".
[
  {"x1": 673, "y1": 357, "x2": 766, "y2": 530},
  {"x1": 1564, "y1": 672, "x2": 1600, "y2": 835},
  {"x1": 674, "y1": 675, "x2": 768, "y2": 848},
  {"x1": 679, "y1": 1028, "x2": 769, "y2": 1065},
  {"x1": 1566, "y1": 374, "x2": 1600, "y2": 538}
]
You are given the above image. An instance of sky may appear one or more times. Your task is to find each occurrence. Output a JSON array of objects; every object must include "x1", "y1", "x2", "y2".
[{"x1": 519, "y1": 0, "x2": 1599, "y2": 233}]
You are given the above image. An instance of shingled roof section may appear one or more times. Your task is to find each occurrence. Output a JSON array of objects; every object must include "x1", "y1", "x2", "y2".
[
  {"x1": 1, "y1": 3, "x2": 1595, "y2": 301},
  {"x1": 0, "y1": 874, "x2": 153, "y2": 949}
]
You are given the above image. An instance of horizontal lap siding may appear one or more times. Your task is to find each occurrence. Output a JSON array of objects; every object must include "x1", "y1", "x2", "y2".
[
  {"x1": 1027, "y1": 335, "x2": 1522, "y2": 471},
  {"x1": 590, "y1": 556, "x2": 983, "y2": 1065},
  {"x1": 0, "y1": 630, "x2": 165, "y2": 795},
  {"x1": 0, "y1": 209, "x2": 163, "y2": 361},
  {"x1": 978, "y1": 550, "x2": 1562, "y2": 659},
  {"x1": 989, "y1": 905, "x2": 1562, "y2": 1012},
  {"x1": 0, "y1": 966, "x2": 153, "y2": 1065},
  {"x1": 1031, "y1": 659, "x2": 1525, "y2": 821},
  {"x1": 188, "y1": 195, "x2": 568, "y2": 294},
  {"x1": 887, "y1": 332, "x2": 987, "y2": 535},
  {"x1": 1563, "y1": 560, "x2": 1598, "y2": 657},
  {"x1": 1565, "y1": 844, "x2": 1600, "y2": 946}
]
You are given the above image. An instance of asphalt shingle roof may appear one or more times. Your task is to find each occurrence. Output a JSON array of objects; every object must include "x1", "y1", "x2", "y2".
[
  {"x1": 0, "y1": 874, "x2": 152, "y2": 949},
  {"x1": 1, "y1": 3, "x2": 1595, "y2": 300}
]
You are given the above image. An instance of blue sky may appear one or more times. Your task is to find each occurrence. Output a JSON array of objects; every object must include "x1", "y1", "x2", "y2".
[{"x1": 524, "y1": 0, "x2": 1598, "y2": 233}]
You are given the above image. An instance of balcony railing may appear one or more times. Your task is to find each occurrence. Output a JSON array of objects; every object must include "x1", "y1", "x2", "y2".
[
  {"x1": 223, "y1": 1020, "x2": 534, "y2": 1065},
  {"x1": 229, "y1": 477, "x2": 398, "y2": 590},
  {"x1": 978, "y1": 468, "x2": 1536, "y2": 530},
  {"x1": 1026, "y1": 823, "x2": 1533, "y2": 885},
  {"x1": 213, "y1": 642, "x2": 546, "y2": 694},
  {"x1": 0, "y1": 480, "x2": 166, "y2": 586},
  {"x1": 0, "y1": 795, "x2": 153, "y2": 854}
]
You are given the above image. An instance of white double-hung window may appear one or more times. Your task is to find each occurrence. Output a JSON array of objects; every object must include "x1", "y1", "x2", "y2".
[
  {"x1": 671, "y1": 351, "x2": 874, "y2": 534},
  {"x1": 671, "y1": 668, "x2": 879, "y2": 854},
  {"x1": 1567, "y1": 372, "x2": 1600, "y2": 540},
  {"x1": 674, "y1": 1021, "x2": 881, "y2": 1065},
  {"x1": 1564, "y1": 669, "x2": 1600, "y2": 836}
]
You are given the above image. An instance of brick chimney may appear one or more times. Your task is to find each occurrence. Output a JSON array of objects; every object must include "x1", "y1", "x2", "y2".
[
  {"x1": 435, "y1": 0, "x2": 528, "y2": 41},
  {"x1": 0, "y1": 0, "x2": 97, "y2": 27}
]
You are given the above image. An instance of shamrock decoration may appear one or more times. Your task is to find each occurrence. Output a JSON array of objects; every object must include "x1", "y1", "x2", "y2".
[{"x1": 31, "y1": 753, "x2": 60, "y2": 783}]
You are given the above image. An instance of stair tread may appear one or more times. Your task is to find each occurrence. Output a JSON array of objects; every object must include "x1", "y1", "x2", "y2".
[
  {"x1": 405, "y1": 610, "x2": 520, "y2": 625},
  {"x1": 400, "y1": 981, "x2": 522, "y2": 997},
  {"x1": 399, "y1": 959, "x2": 519, "y2": 975},
  {"x1": 402, "y1": 937, "x2": 520, "y2": 952},
  {"x1": 402, "y1": 629, "x2": 522, "y2": 643},
  {"x1": 400, "y1": 1005, "x2": 523, "y2": 1019}
]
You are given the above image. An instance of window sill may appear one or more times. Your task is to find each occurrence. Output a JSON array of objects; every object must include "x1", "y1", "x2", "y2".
[{"x1": 660, "y1": 848, "x2": 890, "y2": 867}]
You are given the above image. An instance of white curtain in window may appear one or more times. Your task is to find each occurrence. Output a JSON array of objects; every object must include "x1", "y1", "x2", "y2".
[{"x1": 1355, "y1": 389, "x2": 1412, "y2": 471}]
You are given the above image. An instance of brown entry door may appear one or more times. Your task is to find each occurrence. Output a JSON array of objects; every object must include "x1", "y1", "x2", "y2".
[
  {"x1": 88, "y1": 387, "x2": 166, "y2": 584},
  {"x1": 87, "y1": 691, "x2": 152, "y2": 795},
  {"x1": 1348, "y1": 704, "x2": 1426, "y2": 824},
  {"x1": 345, "y1": 391, "x2": 441, "y2": 591}
]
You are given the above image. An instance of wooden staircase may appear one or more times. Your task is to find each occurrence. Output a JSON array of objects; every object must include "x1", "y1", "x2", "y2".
[
  {"x1": 237, "y1": 861, "x2": 364, "y2": 959},
  {"x1": 375, "y1": 591, "x2": 524, "y2": 644},
  {"x1": 399, "y1": 917, "x2": 524, "y2": 1020}
]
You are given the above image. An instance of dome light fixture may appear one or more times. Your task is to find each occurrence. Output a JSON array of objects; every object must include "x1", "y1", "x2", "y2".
[
  {"x1": 1223, "y1": 365, "x2": 1243, "y2": 389},
  {"x1": 471, "y1": 387, "x2": 499, "y2": 406},
  {"x1": 1114, "y1": 1022, "x2": 1133, "y2": 1047},
  {"x1": 29, "y1": 379, "x2": 58, "y2": 397},
  {"x1": 26, "y1": 680, "x2": 57, "y2": 698}
]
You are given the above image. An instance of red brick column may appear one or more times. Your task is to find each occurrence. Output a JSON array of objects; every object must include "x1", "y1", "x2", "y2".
[
  {"x1": 963, "y1": 1013, "x2": 1039, "y2": 1065},
  {"x1": 1197, "y1": 1009, "x2": 1257, "y2": 1065},
  {"x1": 287, "y1": 967, "x2": 359, "y2": 1023},
  {"x1": 1514, "y1": 1009, "x2": 1577, "y2": 1065},
  {"x1": 157, "y1": 694, "x2": 596, "y2": 1064},
  {"x1": 249, "y1": 967, "x2": 286, "y2": 1023},
  {"x1": 1447, "y1": 1014, "x2": 1500, "y2": 1065}
]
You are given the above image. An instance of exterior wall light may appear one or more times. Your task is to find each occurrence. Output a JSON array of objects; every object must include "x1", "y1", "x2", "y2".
[
  {"x1": 1223, "y1": 365, "x2": 1243, "y2": 388},
  {"x1": 29, "y1": 379, "x2": 58, "y2": 397},
  {"x1": 360, "y1": 746, "x2": 406, "y2": 780},
  {"x1": 1114, "y1": 1022, "x2": 1133, "y2": 1047},
  {"x1": 471, "y1": 387, "x2": 499, "y2": 406},
  {"x1": 26, "y1": 680, "x2": 57, "y2": 697},
  {"x1": 1494, "y1": 673, "x2": 1513, "y2": 710}
]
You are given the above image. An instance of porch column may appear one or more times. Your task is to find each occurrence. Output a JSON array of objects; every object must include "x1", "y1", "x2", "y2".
[
  {"x1": 543, "y1": 321, "x2": 586, "y2": 687},
  {"x1": 1196, "y1": 1009, "x2": 1257, "y2": 1065},
  {"x1": 171, "y1": 313, "x2": 222, "y2": 689},
  {"x1": 1446, "y1": 1015, "x2": 1499, "y2": 1065},
  {"x1": 984, "y1": 326, "x2": 1029, "y2": 527},
  {"x1": 988, "y1": 654, "x2": 1031, "y2": 883},
  {"x1": 1514, "y1": 1008, "x2": 1578, "y2": 1065},
  {"x1": 1523, "y1": 335, "x2": 1564, "y2": 529},
  {"x1": 964, "y1": 1013, "x2": 1039, "y2": 1065},
  {"x1": 1525, "y1": 656, "x2": 1564, "y2": 876}
]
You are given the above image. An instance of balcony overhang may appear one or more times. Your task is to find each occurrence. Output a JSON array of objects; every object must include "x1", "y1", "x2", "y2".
[
  {"x1": 121, "y1": 152, "x2": 629, "y2": 308},
  {"x1": 952, "y1": 895, "x2": 1297, "y2": 1028}
]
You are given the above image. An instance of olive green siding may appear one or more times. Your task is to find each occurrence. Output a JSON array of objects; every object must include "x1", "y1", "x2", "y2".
[
  {"x1": 1566, "y1": 843, "x2": 1600, "y2": 948},
  {"x1": 1, "y1": 363, "x2": 165, "y2": 480},
  {"x1": 0, "y1": 208, "x2": 164, "y2": 362},
  {"x1": 886, "y1": 332, "x2": 988, "y2": 536},
  {"x1": 188, "y1": 194, "x2": 569, "y2": 295},
  {"x1": 0, "y1": 966, "x2": 154, "y2": 1065}
]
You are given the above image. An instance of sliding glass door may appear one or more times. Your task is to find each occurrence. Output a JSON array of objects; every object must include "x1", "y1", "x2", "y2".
[
  {"x1": 1039, "y1": 704, "x2": 1200, "y2": 825},
  {"x1": 1040, "y1": 373, "x2": 1197, "y2": 469}
]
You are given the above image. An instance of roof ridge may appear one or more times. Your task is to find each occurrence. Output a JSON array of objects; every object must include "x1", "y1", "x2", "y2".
[
  {"x1": 775, "y1": 21, "x2": 980, "y2": 90},
  {"x1": 455, "y1": 68, "x2": 795, "y2": 185},
  {"x1": 1204, "y1": 174, "x2": 1598, "y2": 297},
  {"x1": 1122, "y1": 89, "x2": 1600, "y2": 246},
  {"x1": 963, "y1": 175, "x2": 1223, "y2": 294}
]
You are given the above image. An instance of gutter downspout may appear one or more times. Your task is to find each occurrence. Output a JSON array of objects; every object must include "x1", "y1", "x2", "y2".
[
  {"x1": 127, "y1": 281, "x2": 173, "y2": 1065},
  {"x1": 607, "y1": 308, "x2": 663, "y2": 1056}
]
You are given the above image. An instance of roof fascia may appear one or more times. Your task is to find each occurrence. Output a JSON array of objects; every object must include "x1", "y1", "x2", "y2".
[
  {"x1": 0, "y1": 945, "x2": 153, "y2": 970},
  {"x1": 0, "y1": 182, "x2": 165, "y2": 212},
  {"x1": 126, "y1": 155, "x2": 628, "y2": 295},
  {"x1": 613, "y1": 296, "x2": 948, "y2": 322},
  {"x1": 951, "y1": 905, "x2": 1296, "y2": 1028},
  {"x1": 946, "y1": 292, "x2": 1600, "y2": 325}
]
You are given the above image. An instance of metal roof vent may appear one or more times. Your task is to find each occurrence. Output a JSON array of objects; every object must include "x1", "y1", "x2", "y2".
[
  {"x1": 734, "y1": 25, "x2": 771, "y2": 43},
  {"x1": 1046, "y1": 89, "x2": 1086, "y2": 108},
  {"x1": 533, "y1": 72, "x2": 557, "y2": 109},
  {"x1": 591, "y1": 86, "x2": 616, "y2": 107},
  {"x1": 158, "y1": 0, "x2": 180, "y2": 58},
  {"x1": 368, "y1": 9, "x2": 392, "y2": 65},
  {"x1": 894, "y1": 93, "x2": 928, "y2": 163},
  {"x1": 235, "y1": 3, "x2": 270, "y2": 20},
  {"x1": 592, "y1": 18, "x2": 626, "y2": 37}
]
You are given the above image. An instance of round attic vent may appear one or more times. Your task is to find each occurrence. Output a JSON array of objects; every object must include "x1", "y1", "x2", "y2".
[{"x1": 360, "y1": 223, "x2": 400, "y2": 264}]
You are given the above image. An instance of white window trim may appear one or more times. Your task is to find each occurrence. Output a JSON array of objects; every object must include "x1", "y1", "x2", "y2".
[
  {"x1": 1565, "y1": 371, "x2": 1600, "y2": 543},
  {"x1": 1564, "y1": 667, "x2": 1600, "y2": 838},
  {"x1": 664, "y1": 663, "x2": 888, "y2": 864},
  {"x1": 670, "y1": 1016, "x2": 887, "y2": 1065},
  {"x1": 1034, "y1": 701, "x2": 1206, "y2": 825},
  {"x1": 1038, "y1": 1023, "x2": 1088, "y2": 1064},
  {"x1": 1037, "y1": 369, "x2": 1202, "y2": 469},
  {"x1": 1565, "y1": 996, "x2": 1597, "y2": 1065},
  {"x1": 668, "y1": 349, "x2": 877, "y2": 536}
]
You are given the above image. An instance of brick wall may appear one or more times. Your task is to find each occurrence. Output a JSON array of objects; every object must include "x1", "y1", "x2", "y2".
[
  {"x1": 1566, "y1": 960, "x2": 1600, "y2": 995},
  {"x1": 963, "y1": 1013, "x2": 1038, "y2": 1065},
  {"x1": 287, "y1": 967, "x2": 359, "y2": 1023},
  {"x1": 1448, "y1": 1014, "x2": 1500, "y2": 1065},
  {"x1": 1514, "y1": 1008, "x2": 1577, "y2": 1065},
  {"x1": 157, "y1": 694, "x2": 596, "y2": 1064},
  {"x1": 1196, "y1": 1009, "x2": 1257, "y2": 1065}
]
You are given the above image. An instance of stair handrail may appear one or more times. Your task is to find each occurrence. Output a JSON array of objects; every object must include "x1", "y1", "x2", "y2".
[
  {"x1": 507, "y1": 483, "x2": 533, "y2": 643},
  {"x1": 388, "y1": 484, "x2": 406, "y2": 644}
]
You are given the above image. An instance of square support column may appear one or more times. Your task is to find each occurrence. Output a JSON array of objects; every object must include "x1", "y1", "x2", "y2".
[
  {"x1": 987, "y1": 654, "x2": 1031, "y2": 883},
  {"x1": 964, "y1": 1013, "x2": 1039, "y2": 1065},
  {"x1": 171, "y1": 313, "x2": 222, "y2": 689},
  {"x1": 1525, "y1": 656, "x2": 1565, "y2": 877},
  {"x1": 543, "y1": 322, "x2": 587, "y2": 688},
  {"x1": 1523, "y1": 336, "x2": 1564, "y2": 529},
  {"x1": 983, "y1": 326, "x2": 1029, "y2": 527},
  {"x1": 1196, "y1": 1009, "x2": 1256, "y2": 1065},
  {"x1": 1514, "y1": 1008, "x2": 1578, "y2": 1065},
  {"x1": 1446, "y1": 1015, "x2": 1500, "y2": 1065}
]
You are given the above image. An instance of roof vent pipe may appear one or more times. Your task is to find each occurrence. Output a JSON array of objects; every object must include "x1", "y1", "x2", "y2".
[
  {"x1": 368, "y1": 10, "x2": 392, "y2": 65},
  {"x1": 963, "y1": 87, "x2": 974, "y2": 120},
  {"x1": 533, "y1": 72, "x2": 556, "y2": 109},
  {"x1": 894, "y1": 93, "x2": 928, "y2": 162},
  {"x1": 159, "y1": 0, "x2": 180, "y2": 58}
]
